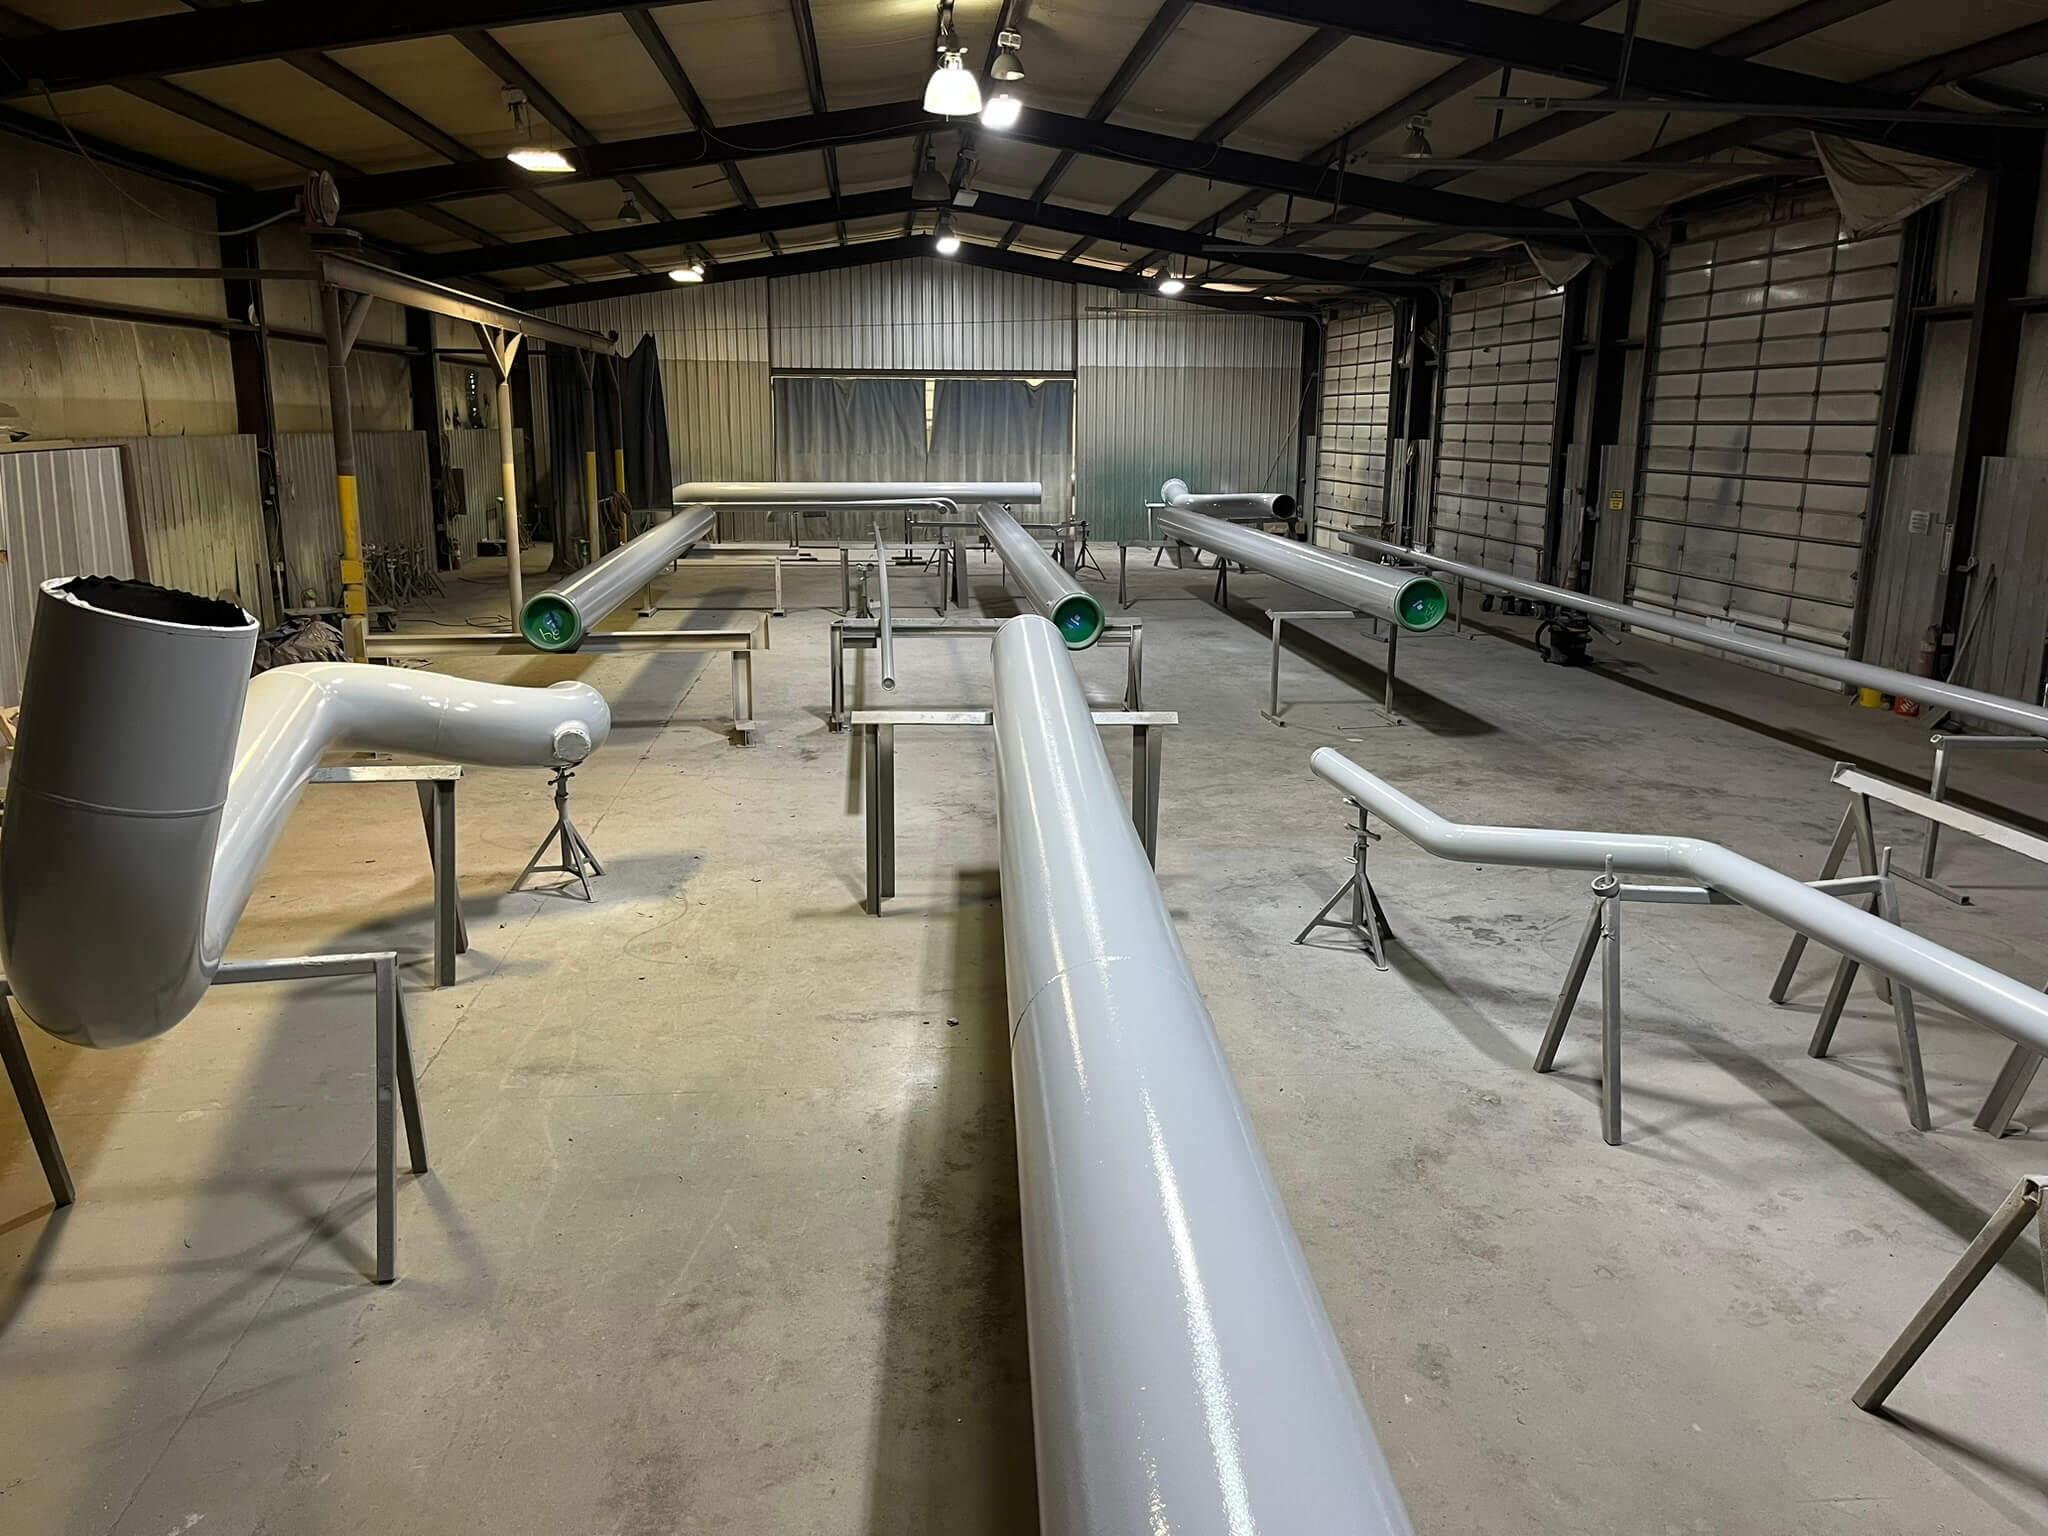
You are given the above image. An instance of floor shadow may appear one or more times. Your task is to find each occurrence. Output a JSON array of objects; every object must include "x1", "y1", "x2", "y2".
[{"x1": 1876, "y1": 1406, "x2": 2048, "y2": 1529}]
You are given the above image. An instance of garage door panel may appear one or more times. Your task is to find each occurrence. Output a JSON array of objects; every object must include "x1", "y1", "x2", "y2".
[{"x1": 1314, "y1": 303, "x2": 1395, "y2": 540}]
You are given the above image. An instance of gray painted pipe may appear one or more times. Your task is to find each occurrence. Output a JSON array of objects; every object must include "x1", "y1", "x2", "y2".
[
  {"x1": 994, "y1": 614, "x2": 1414, "y2": 1535},
  {"x1": 1341, "y1": 531, "x2": 2048, "y2": 740},
  {"x1": 1161, "y1": 476, "x2": 1298, "y2": 522},
  {"x1": 976, "y1": 501, "x2": 1105, "y2": 649},
  {"x1": 520, "y1": 504, "x2": 716, "y2": 651},
  {"x1": 873, "y1": 525, "x2": 896, "y2": 690},
  {"x1": 1311, "y1": 748, "x2": 2048, "y2": 1060},
  {"x1": 672, "y1": 480, "x2": 1041, "y2": 505},
  {"x1": 1159, "y1": 506, "x2": 1449, "y2": 632},
  {"x1": 1, "y1": 577, "x2": 611, "y2": 1050}
]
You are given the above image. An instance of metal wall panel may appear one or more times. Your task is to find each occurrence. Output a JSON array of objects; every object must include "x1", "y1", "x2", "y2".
[
  {"x1": 1077, "y1": 294, "x2": 1301, "y2": 542},
  {"x1": 1861, "y1": 455, "x2": 1954, "y2": 674},
  {"x1": 771, "y1": 258, "x2": 1076, "y2": 373},
  {"x1": 115, "y1": 435, "x2": 272, "y2": 625},
  {"x1": 1315, "y1": 302, "x2": 1394, "y2": 545},
  {"x1": 1957, "y1": 456, "x2": 2048, "y2": 708},
  {"x1": 277, "y1": 431, "x2": 432, "y2": 608},
  {"x1": 1435, "y1": 271, "x2": 1565, "y2": 578},
  {"x1": 0, "y1": 446, "x2": 134, "y2": 707},
  {"x1": 1633, "y1": 212, "x2": 1899, "y2": 656},
  {"x1": 446, "y1": 427, "x2": 530, "y2": 561}
]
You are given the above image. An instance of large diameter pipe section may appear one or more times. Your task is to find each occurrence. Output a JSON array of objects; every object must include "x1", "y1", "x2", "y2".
[
  {"x1": 519, "y1": 504, "x2": 716, "y2": 651},
  {"x1": 994, "y1": 614, "x2": 1414, "y2": 1535},
  {"x1": 1161, "y1": 476, "x2": 1298, "y2": 522},
  {"x1": 672, "y1": 480, "x2": 1041, "y2": 505},
  {"x1": 1, "y1": 577, "x2": 611, "y2": 1050},
  {"x1": 976, "y1": 502, "x2": 1105, "y2": 649},
  {"x1": 1160, "y1": 506, "x2": 1449, "y2": 633},
  {"x1": 1340, "y1": 532, "x2": 2048, "y2": 739},
  {"x1": 1310, "y1": 748, "x2": 2048, "y2": 1061}
]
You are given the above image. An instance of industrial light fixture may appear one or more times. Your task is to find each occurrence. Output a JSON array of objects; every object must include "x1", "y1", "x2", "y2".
[
  {"x1": 617, "y1": 197, "x2": 643, "y2": 224},
  {"x1": 1157, "y1": 266, "x2": 1186, "y2": 296},
  {"x1": 991, "y1": 28, "x2": 1025, "y2": 82},
  {"x1": 981, "y1": 91, "x2": 1022, "y2": 130},
  {"x1": 668, "y1": 260, "x2": 706, "y2": 283},
  {"x1": 934, "y1": 211, "x2": 961, "y2": 256},
  {"x1": 923, "y1": 2, "x2": 982, "y2": 116},
  {"x1": 1400, "y1": 115, "x2": 1434, "y2": 160},
  {"x1": 504, "y1": 87, "x2": 574, "y2": 173},
  {"x1": 911, "y1": 146, "x2": 951, "y2": 202}
]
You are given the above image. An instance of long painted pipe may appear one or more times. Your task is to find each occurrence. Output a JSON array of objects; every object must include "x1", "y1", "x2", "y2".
[
  {"x1": 519, "y1": 503, "x2": 716, "y2": 651},
  {"x1": 1310, "y1": 748, "x2": 2048, "y2": 1059},
  {"x1": 1340, "y1": 531, "x2": 2048, "y2": 739},
  {"x1": 872, "y1": 524, "x2": 896, "y2": 690},
  {"x1": 0, "y1": 577, "x2": 611, "y2": 1050},
  {"x1": 994, "y1": 613, "x2": 1414, "y2": 1535},
  {"x1": 1159, "y1": 505, "x2": 1450, "y2": 632},
  {"x1": 1161, "y1": 476, "x2": 1298, "y2": 522},
  {"x1": 976, "y1": 501, "x2": 1106, "y2": 649},
  {"x1": 672, "y1": 480, "x2": 1041, "y2": 505}
]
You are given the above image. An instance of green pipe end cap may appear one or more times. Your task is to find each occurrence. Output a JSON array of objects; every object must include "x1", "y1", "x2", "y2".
[
  {"x1": 520, "y1": 594, "x2": 583, "y2": 652},
  {"x1": 1052, "y1": 594, "x2": 1106, "y2": 650},
  {"x1": 1396, "y1": 577, "x2": 1449, "y2": 633}
]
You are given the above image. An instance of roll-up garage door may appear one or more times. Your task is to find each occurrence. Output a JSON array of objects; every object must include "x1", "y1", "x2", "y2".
[
  {"x1": 1632, "y1": 212, "x2": 1898, "y2": 655},
  {"x1": 1314, "y1": 302, "x2": 1394, "y2": 548},
  {"x1": 1433, "y1": 272, "x2": 1565, "y2": 578}
]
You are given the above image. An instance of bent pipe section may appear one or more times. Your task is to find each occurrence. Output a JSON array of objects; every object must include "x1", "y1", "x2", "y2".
[
  {"x1": 521, "y1": 503, "x2": 716, "y2": 651},
  {"x1": 1310, "y1": 748, "x2": 2048, "y2": 1061},
  {"x1": 1159, "y1": 506, "x2": 1448, "y2": 633},
  {"x1": 976, "y1": 502, "x2": 1105, "y2": 649},
  {"x1": 1161, "y1": 476, "x2": 1298, "y2": 523},
  {"x1": 672, "y1": 479, "x2": 1041, "y2": 505},
  {"x1": 995, "y1": 614, "x2": 1414, "y2": 1535},
  {"x1": 1340, "y1": 531, "x2": 2048, "y2": 740},
  {"x1": 2, "y1": 577, "x2": 612, "y2": 1050}
]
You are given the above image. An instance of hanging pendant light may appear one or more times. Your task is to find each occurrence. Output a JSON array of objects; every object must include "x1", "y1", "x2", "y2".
[
  {"x1": 934, "y1": 211, "x2": 961, "y2": 256},
  {"x1": 980, "y1": 91, "x2": 1022, "y2": 130},
  {"x1": 924, "y1": 50, "x2": 982, "y2": 116}
]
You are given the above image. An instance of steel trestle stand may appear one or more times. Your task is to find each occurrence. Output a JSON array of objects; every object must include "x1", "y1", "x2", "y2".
[
  {"x1": 1294, "y1": 799, "x2": 1394, "y2": 970},
  {"x1": 515, "y1": 766, "x2": 605, "y2": 900}
]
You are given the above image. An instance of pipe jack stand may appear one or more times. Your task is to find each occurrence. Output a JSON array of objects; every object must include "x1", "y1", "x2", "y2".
[
  {"x1": 1294, "y1": 798, "x2": 1394, "y2": 970},
  {"x1": 1534, "y1": 861, "x2": 1626, "y2": 1145},
  {"x1": 515, "y1": 766, "x2": 605, "y2": 900}
]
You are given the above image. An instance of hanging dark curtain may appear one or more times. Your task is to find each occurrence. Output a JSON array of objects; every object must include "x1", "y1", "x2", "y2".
[
  {"x1": 594, "y1": 354, "x2": 623, "y2": 506},
  {"x1": 543, "y1": 346, "x2": 589, "y2": 562},
  {"x1": 929, "y1": 378, "x2": 1075, "y2": 523},
  {"x1": 623, "y1": 335, "x2": 674, "y2": 524}
]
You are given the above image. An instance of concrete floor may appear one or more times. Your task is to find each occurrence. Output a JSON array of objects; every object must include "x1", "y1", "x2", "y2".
[{"x1": 4, "y1": 547, "x2": 2047, "y2": 1535}]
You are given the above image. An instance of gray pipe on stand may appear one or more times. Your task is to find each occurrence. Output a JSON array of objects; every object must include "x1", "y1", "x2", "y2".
[
  {"x1": 976, "y1": 502, "x2": 1106, "y2": 649},
  {"x1": 519, "y1": 504, "x2": 717, "y2": 651},
  {"x1": 0, "y1": 576, "x2": 611, "y2": 1050},
  {"x1": 1340, "y1": 531, "x2": 2048, "y2": 739},
  {"x1": 993, "y1": 613, "x2": 1414, "y2": 1534},
  {"x1": 1159, "y1": 505, "x2": 1450, "y2": 633},
  {"x1": 1161, "y1": 476, "x2": 1298, "y2": 522},
  {"x1": 672, "y1": 480, "x2": 1041, "y2": 505},
  {"x1": 872, "y1": 523, "x2": 896, "y2": 690}
]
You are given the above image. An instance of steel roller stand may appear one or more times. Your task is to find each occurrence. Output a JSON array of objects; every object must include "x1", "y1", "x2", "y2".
[{"x1": 515, "y1": 765, "x2": 606, "y2": 900}]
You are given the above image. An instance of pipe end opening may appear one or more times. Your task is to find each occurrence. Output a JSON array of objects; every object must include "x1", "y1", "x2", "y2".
[
  {"x1": 520, "y1": 594, "x2": 583, "y2": 652},
  {"x1": 57, "y1": 575, "x2": 250, "y2": 631},
  {"x1": 1395, "y1": 576, "x2": 1449, "y2": 633},
  {"x1": 1052, "y1": 594, "x2": 1106, "y2": 650},
  {"x1": 1272, "y1": 493, "x2": 1298, "y2": 520}
]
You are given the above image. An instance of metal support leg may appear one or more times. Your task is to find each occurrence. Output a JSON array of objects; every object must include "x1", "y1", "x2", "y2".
[
  {"x1": 1131, "y1": 723, "x2": 1162, "y2": 865},
  {"x1": 1853, "y1": 1176, "x2": 2048, "y2": 1412},
  {"x1": 1266, "y1": 612, "x2": 1285, "y2": 720},
  {"x1": 1383, "y1": 623, "x2": 1400, "y2": 722},
  {"x1": 414, "y1": 780, "x2": 466, "y2": 987},
  {"x1": 1772, "y1": 803, "x2": 1890, "y2": 1003},
  {"x1": 0, "y1": 993, "x2": 74, "y2": 1207},
  {"x1": 951, "y1": 536, "x2": 966, "y2": 606},
  {"x1": 1852, "y1": 794, "x2": 1893, "y2": 1004},
  {"x1": 732, "y1": 650, "x2": 755, "y2": 742},
  {"x1": 1535, "y1": 900, "x2": 1606, "y2": 1075},
  {"x1": 1975, "y1": 1042, "x2": 2044, "y2": 1136},
  {"x1": 1119, "y1": 541, "x2": 1129, "y2": 608},
  {"x1": 773, "y1": 557, "x2": 785, "y2": 617},
  {"x1": 1599, "y1": 875, "x2": 1623, "y2": 1146},
  {"x1": 863, "y1": 723, "x2": 895, "y2": 914},
  {"x1": 1453, "y1": 576, "x2": 1464, "y2": 636},
  {"x1": 1806, "y1": 850, "x2": 1930, "y2": 1130},
  {"x1": 1125, "y1": 623, "x2": 1144, "y2": 709},
  {"x1": 840, "y1": 545, "x2": 851, "y2": 613},
  {"x1": 1212, "y1": 560, "x2": 1229, "y2": 607},
  {"x1": 1293, "y1": 800, "x2": 1393, "y2": 969},
  {"x1": 1921, "y1": 743, "x2": 1951, "y2": 879},
  {"x1": 372, "y1": 954, "x2": 397, "y2": 1284},
  {"x1": 513, "y1": 767, "x2": 605, "y2": 900},
  {"x1": 829, "y1": 619, "x2": 846, "y2": 731}
]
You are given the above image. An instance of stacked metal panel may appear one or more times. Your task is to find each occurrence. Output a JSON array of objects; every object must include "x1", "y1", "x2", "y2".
[
  {"x1": 1314, "y1": 302, "x2": 1395, "y2": 549},
  {"x1": 0, "y1": 446, "x2": 134, "y2": 706}
]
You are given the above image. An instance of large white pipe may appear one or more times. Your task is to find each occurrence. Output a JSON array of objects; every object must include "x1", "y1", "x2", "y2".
[
  {"x1": 1, "y1": 577, "x2": 611, "y2": 1049},
  {"x1": 976, "y1": 501, "x2": 1106, "y2": 648},
  {"x1": 520, "y1": 504, "x2": 716, "y2": 651},
  {"x1": 1159, "y1": 505, "x2": 1450, "y2": 632},
  {"x1": 672, "y1": 480, "x2": 1041, "y2": 505},
  {"x1": 1340, "y1": 531, "x2": 2048, "y2": 739},
  {"x1": 1310, "y1": 747, "x2": 2048, "y2": 1059},
  {"x1": 1161, "y1": 476, "x2": 1298, "y2": 522},
  {"x1": 995, "y1": 614, "x2": 1414, "y2": 1535}
]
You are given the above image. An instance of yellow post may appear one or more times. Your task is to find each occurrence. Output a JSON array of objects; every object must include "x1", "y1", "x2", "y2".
[
  {"x1": 321, "y1": 285, "x2": 369, "y2": 661},
  {"x1": 613, "y1": 446, "x2": 627, "y2": 503}
]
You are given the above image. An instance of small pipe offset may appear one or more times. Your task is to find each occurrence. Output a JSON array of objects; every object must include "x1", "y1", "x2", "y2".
[
  {"x1": 873, "y1": 524, "x2": 896, "y2": 690},
  {"x1": 520, "y1": 504, "x2": 716, "y2": 651},
  {"x1": 1161, "y1": 476, "x2": 1298, "y2": 522},
  {"x1": 976, "y1": 502, "x2": 1105, "y2": 649},
  {"x1": 1340, "y1": 532, "x2": 2048, "y2": 740},
  {"x1": 1159, "y1": 506, "x2": 1448, "y2": 632},
  {"x1": 1309, "y1": 748, "x2": 2048, "y2": 1060},
  {"x1": 995, "y1": 617, "x2": 1413, "y2": 1533},
  {"x1": 1, "y1": 577, "x2": 611, "y2": 1049}
]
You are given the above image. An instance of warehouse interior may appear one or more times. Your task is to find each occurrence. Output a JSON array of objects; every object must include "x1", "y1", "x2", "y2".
[{"x1": 5, "y1": 3, "x2": 2048, "y2": 1533}]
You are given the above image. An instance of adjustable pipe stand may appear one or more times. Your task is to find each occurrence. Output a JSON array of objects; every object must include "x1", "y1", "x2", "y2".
[
  {"x1": 514, "y1": 765, "x2": 606, "y2": 900},
  {"x1": 1294, "y1": 798, "x2": 1394, "y2": 970}
]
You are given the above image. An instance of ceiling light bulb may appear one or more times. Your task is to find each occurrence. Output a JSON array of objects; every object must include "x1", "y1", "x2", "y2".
[
  {"x1": 934, "y1": 212, "x2": 961, "y2": 256},
  {"x1": 991, "y1": 29, "x2": 1025, "y2": 81},
  {"x1": 617, "y1": 197, "x2": 642, "y2": 224},
  {"x1": 1158, "y1": 275, "x2": 1186, "y2": 295},
  {"x1": 509, "y1": 147, "x2": 575, "y2": 174},
  {"x1": 980, "y1": 91, "x2": 1022, "y2": 130},
  {"x1": 668, "y1": 261, "x2": 705, "y2": 283},
  {"x1": 1400, "y1": 115, "x2": 1434, "y2": 159},
  {"x1": 924, "y1": 51, "x2": 982, "y2": 116}
]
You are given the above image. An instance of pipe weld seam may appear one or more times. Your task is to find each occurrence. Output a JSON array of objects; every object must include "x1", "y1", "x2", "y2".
[
  {"x1": 1007, "y1": 951, "x2": 1141, "y2": 1045},
  {"x1": 9, "y1": 786, "x2": 229, "y2": 819}
]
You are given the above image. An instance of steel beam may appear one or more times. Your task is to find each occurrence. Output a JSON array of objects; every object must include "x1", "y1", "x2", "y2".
[{"x1": 318, "y1": 255, "x2": 617, "y2": 354}]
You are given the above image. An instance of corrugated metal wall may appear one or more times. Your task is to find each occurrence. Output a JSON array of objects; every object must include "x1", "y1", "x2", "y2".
[
  {"x1": 1314, "y1": 302, "x2": 1395, "y2": 548},
  {"x1": 115, "y1": 435, "x2": 273, "y2": 624},
  {"x1": 277, "y1": 431, "x2": 432, "y2": 608},
  {"x1": 446, "y1": 427, "x2": 530, "y2": 562},
  {"x1": 1076, "y1": 294, "x2": 1301, "y2": 542},
  {"x1": 0, "y1": 446, "x2": 135, "y2": 707},
  {"x1": 771, "y1": 259, "x2": 1076, "y2": 373}
]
